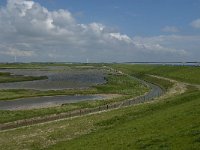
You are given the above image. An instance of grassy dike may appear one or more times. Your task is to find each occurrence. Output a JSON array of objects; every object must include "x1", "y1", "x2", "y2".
[
  {"x1": 47, "y1": 87, "x2": 200, "y2": 150},
  {"x1": 44, "y1": 65, "x2": 200, "y2": 150},
  {"x1": 0, "y1": 87, "x2": 199, "y2": 150},
  {"x1": 112, "y1": 64, "x2": 200, "y2": 84}
]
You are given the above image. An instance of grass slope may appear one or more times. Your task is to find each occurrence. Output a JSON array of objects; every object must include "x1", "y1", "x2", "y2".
[
  {"x1": 112, "y1": 64, "x2": 200, "y2": 84},
  {"x1": 141, "y1": 75, "x2": 173, "y2": 91},
  {"x1": 1, "y1": 88, "x2": 199, "y2": 150},
  {"x1": 47, "y1": 88, "x2": 200, "y2": 150}
]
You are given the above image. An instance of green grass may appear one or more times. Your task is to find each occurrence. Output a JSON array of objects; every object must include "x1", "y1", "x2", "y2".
[
  {"x1": 47, "y1": 88, "x2": 200, "y2": 150},
  {"x1": 0, "y1": 74, "x2": 148, "y2": 123},
  {"x1": 96, "y1": 74, "x2": 148, "y2": 95},
  {"x1": 0, "y1": 95, "x2": 131, "y2": 124},
  {"x1": 1, "y1": 87, "x2": 199, "y2": 150},
  {"x1": 0, "y1": 72, "x2": 47, "y2": 83},
  {"x1": 0, "y1": 88, "x2": 98, "y2": 101},
  {"x1": 0, "y1": 63, "x2": 46, "y2": 69},
  {"x1": 0, "y1": 64, "x2": 199, "y2": 149},
  {"x1": 0, "y1": 63, "x2": 69, "y2": 69},
  {"x1": 112, "y1": 64, "x2": 200, "y2": 84},
  {"x1": 0, "y1": 62, "x2": 107, "y2": 69},
  {"x1": 142, "y1": 75, "x2": 174, "y2": 91}
]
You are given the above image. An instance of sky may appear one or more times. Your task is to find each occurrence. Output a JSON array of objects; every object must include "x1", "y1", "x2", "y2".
[{"x1": 0, "y1": 0, "x2": 200, "y2": 62}]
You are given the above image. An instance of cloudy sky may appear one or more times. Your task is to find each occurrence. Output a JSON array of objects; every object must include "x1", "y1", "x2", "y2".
[{"x1": 0, "y1": 0, "x2": 200, "y2": 62}]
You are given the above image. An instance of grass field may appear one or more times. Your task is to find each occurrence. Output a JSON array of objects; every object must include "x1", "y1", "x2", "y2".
[
  {"x1": 0, "y1": 63, "x2": 70, "y2": 69},
  {"x1": 140, "y1": 75, "x2": 173, "y2": 91},
  {"x1": 0, "y1": 87, "x2": 199, "y2": 150},
  {"x1": 0, "y1": 63, "x2": 105, "y2": 69},
  {"x1": 112, "y1": 64, "x2": 200, "y2": 84},
  {"x1": 0, "y1": 88, "x2": 98, "y2": 101},
  {"x1": 47, "y1": 87, "x2": 200, "y2": 150}
]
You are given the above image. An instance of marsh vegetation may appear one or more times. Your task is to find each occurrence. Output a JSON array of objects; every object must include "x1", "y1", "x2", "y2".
[{"x1": 0, "y1": 64, "x2": 148, "y2": 123}]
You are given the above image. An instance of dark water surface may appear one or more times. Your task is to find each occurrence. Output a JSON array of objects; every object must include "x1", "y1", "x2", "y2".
[
  {"x1": 0, "y1": 68, "x2": 106, "y2": 90},
  {"x1": 0, "y1": 95, "x2": 105, "y2": 110}
]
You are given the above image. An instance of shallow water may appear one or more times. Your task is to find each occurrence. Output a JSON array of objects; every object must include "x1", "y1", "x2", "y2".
[
  {"x1": 0, "y1": 95, "x2": 105, "y2": 110},
  {"x1": 0, "y1": 68, "x2": 106, "y2": 90}
]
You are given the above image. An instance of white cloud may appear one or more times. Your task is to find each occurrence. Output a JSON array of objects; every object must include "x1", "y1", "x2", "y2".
[
  {"x1": 109, "y1": 33, "x2": 132, "y2": 43},
  {"x1": 132, "y1": 35, "x2": 187, "y2": 56},
  {"x1": 162, "y1": 26, "x2": 179, "y2": 33},
  {"x1": 0, "y1": 0, "x2": 199, "y2": 62},
  {"x1": 190, "y1": 19, "x2": 200, "y2": 29}
]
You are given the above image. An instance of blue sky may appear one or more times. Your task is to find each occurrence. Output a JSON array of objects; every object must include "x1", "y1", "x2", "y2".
[
  {"x1": 0, "y1": 0, "x2": 200, "y2": 36},
  {"x1": 26, "y1": 0, "x2": 200, "y2": 36},
  {"x1": 0, "y1": 0, "x2": 200, "y2": 62}
]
